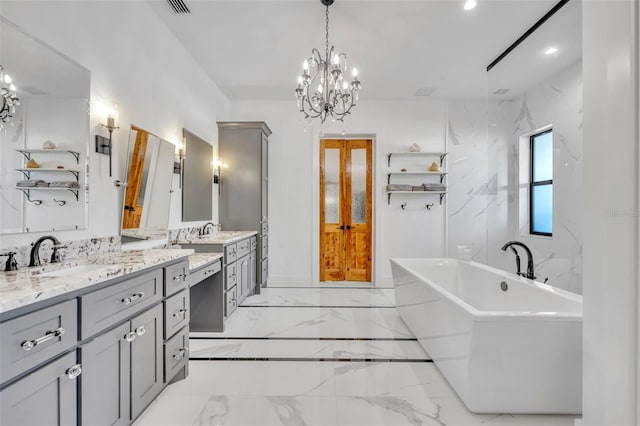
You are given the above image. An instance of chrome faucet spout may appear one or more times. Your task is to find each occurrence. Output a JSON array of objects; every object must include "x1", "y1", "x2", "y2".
[{"x1": 501, "y1": 241, "x2": 536, "y2": 280}]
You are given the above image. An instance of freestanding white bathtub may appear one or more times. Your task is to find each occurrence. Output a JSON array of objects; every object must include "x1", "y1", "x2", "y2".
[{"x1": 390, "y1": 258, "x2": 582, "y2": 414}]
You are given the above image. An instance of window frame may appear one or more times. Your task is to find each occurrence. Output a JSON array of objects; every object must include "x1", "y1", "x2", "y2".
[{"x1": 529, "y1": 129, "x2": 553, "y2": 236}]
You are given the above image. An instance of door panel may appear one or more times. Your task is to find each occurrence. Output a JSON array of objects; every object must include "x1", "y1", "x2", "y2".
[
  {"x1": 320, "y1": 139, "x2": 372, "y2": 282},
  {"x1": 345, "y1": 141, "x2": 372, "y2": 281},
  {"x1": 320, "y1": 141, "x2": 345, "y2": 281}
]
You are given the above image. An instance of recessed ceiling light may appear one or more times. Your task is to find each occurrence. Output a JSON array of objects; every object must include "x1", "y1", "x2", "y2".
[
  {"x1": 545, "y1": 47, "x2": 559, "y2": 55},
  {"x1": 464, "y1": 0, "x2": 477, "y2": 10}
]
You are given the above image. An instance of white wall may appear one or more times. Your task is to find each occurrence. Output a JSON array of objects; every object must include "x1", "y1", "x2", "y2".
[
  {"x1": 488, "y1": 62, "x2": 584, "y2": 293},
  {"x1": 583, "y1": 0, "x2": 639, "y2": 424},
  {"x1": 0, "y1": 0, "x2": 230, "y2": 249},
  {"x1": 231, "y1": 99, "x2": 448, "y2": 286}
]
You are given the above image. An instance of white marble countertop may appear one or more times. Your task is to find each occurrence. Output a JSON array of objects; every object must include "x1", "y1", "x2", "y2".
[
  {"x1": 0, "y1": 249, "x2": 194, "y2": 315},
  {"x1": 188, "y1": 253, "x2": 223, "y2": 271},
  {"x1": 177, "y1": 230, "x2": 257, "y2": 245}
]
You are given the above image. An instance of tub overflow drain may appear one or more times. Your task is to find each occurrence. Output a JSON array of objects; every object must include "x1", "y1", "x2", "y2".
[{"x1": 500, "y1": 281, "x2": 508, "y2": 291}]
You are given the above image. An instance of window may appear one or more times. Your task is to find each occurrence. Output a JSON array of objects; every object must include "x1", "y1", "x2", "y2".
[{"x1": 530, "y1": 129, "x2": 553, "y2": 236}]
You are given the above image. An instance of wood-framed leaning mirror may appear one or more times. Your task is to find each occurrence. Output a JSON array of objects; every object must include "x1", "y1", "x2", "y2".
[{"x1": 120, "y1": 125, "x2": 175, "y2": 242}]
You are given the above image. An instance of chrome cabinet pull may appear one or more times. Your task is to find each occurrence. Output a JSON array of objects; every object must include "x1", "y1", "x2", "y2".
[
  {"x1": 66, "y1": 364, "x2": 82, "y2": 379},
  {"x1": 122, "y1": 291, "x2": 145, "y2": 305},
  {"x1": 172, "y1": 347, "x2": 188, "y2": 360},
  {"x1": 21, "y1": 327, "x2": 65, "y2": 351},
  {"x1": 173, "y1": 273, "x2": 186, "y2": 282},
  {"x1": 136, "y1": 326, "x2": 146, "y2": 336},
  {"x1": 172, "y1": 309, "x2": 188, "y2": 319},
  {"x1": 124, "y1": 331, "x2": 136, "y2": 343}
]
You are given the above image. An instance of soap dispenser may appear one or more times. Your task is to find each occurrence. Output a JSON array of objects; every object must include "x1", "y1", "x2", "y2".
[{"x1": 0, "y1": 252, "x2": 19, "y2": 271}]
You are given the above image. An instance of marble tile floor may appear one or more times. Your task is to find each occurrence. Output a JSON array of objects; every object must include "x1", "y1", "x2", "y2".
[
  {"x1": 189, "y1": 338, "x2": 429, "y2": 361},
  {"x1": 239, "y1": 288, "x2": 395, "y2": 307},
  {"x1": 190, "y1": 306, "x2": 413, "y2": 339},
  {"x1": 135, "y1": 286, "x2": 578, "y2": 426}
]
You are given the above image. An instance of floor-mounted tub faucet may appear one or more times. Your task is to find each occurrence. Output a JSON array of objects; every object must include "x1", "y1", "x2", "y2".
[{"x1": 501, "y1": 241, "x2": 536, "y2": 280}]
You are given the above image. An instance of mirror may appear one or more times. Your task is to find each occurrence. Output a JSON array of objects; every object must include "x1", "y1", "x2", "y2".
[
  {"x1": 486, "y1": 1, "x2": 582, "y2": 293},
  {"x1": 120, "y1": 126, "x2": 175, "y2": 241},
  {"x1": 0, "y1": 17, "x2": 90, "y2": 234},
  {"x1": 182, "y1": 128, "x2": 213, "y2": 222}
]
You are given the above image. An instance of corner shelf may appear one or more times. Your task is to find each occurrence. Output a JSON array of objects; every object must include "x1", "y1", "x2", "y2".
[
  {"x1": 387, "y1": 152, "x2": 448, "y2": 167},
  {"x1": 16, "y1": 149, "x2": 81, "y2": 164},
  {"x1": 386, "y1": 191, "x2": 447, "y2": 205},
  {"x1": 387, "y1": 171, "x2": 448, "y2": 184},
  {"x1": 15, "y1": 168, "x2": 80, "y2": 181}
]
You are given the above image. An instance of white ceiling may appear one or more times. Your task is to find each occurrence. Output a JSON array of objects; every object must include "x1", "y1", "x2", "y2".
[{"x1": 148, "y1": 0, "x2": 578, "y2": 101}]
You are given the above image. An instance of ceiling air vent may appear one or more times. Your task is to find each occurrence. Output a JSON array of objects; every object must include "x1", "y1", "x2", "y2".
[
  {"x1": 167, "y1": 0, "x2": 191, "y2": 14},
  {"x1": 492, "y1": 89, "x2": 510, "y2": 95},
  {"x1": 21, "y1": 86, "x2": 49, "y2": 95},
  {"x1": 413, "y1": 87, "x2": 436, "y2": 97}
]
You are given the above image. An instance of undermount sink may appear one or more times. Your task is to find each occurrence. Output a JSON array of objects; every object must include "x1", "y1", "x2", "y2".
[{"x1": 38, "y1": 264, "x2": 106, "y2": 278}]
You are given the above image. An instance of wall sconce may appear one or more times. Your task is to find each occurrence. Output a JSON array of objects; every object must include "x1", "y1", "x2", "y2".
[
  {"x1": 95, "y1": 104, "x2": 119, "y2": 177},
  {"x1": 174, "y1": 141, "x2": 184, "y2": 188},
  {"x1": 213, "y1": 158, "x2": 227, "y2": 194}
]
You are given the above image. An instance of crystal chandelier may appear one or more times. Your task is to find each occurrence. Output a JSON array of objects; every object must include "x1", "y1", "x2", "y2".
[
  {"x1": 0, "y1": 65, "x2": 20, "y2": 131},
  {"x1": 295, "y1": 0, "x2": 361, "y2": 123}
]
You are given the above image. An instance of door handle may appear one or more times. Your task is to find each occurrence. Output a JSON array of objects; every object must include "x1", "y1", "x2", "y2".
[
  {"x1": 346, "y1": 225, "x2": 352, "y2": 230},
  {"x1": 337, "y1": 225, "x2": 345, "y2": 230}
]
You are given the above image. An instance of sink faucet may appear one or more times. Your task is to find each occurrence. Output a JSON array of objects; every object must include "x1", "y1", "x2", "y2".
[
  {"x1": 501, "y1": 241, "x2": 536, "y2": 280},
  {"x1": 29, "y1": 236, "x2": 66, "y2": 267},
  {"x1": 201, "y1": 222, "x2": 220, "y2": 235}
]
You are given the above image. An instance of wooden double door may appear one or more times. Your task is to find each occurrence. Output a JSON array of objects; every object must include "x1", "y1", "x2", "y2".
[{"x1": 320, "y1": 139, "x2": 372, "y2": 282}]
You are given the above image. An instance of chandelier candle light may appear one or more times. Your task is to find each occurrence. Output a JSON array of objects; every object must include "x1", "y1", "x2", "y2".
[
  {"x1": 0, "y1": 65, "x2": 20, "y2": 132},
  {"x1": 295, "y1": 0, "x2": 361, "y2": 123}
]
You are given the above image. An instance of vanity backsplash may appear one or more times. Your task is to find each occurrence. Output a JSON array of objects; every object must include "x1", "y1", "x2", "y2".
[{"x1": 3, "y1": 236, "x2": 121, "y2": 268}]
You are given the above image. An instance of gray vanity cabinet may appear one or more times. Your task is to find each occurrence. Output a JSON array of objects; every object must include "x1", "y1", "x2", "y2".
[
  {"x1": 1, "y1": 257, "x2": 191, "y2": 426},
  {"x1": 218, "y1": 121, "x2": 271, "y2": 292},
  {"x1": 81, "y1": 303, "x2": 163, "y2": 424},
  {"x1": 81, "y1": 322, "x2": 130, "y2": 426},
  {"x1": 237, "y1": 254, "x2": 250, "y2": 303},
  {"x1": 130, "y1": 304, "x2": 164, "y2": 420},
  {"x1": 0, "y1": 351, "x2": 78, "y2": 426}
]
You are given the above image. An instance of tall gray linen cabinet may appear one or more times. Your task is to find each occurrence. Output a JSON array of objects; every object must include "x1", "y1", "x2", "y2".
[{"x1": 217, "y1": 122, "x2": 271, "y2": 292}]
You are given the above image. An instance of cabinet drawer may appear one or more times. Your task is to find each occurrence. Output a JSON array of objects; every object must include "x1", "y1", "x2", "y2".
[
  {"x1": 250, "y1": 236, "x2": 257, "y2": 251},
  {"x1": 261, "y1": 259, "x2": 268, "y2": 286},
  {"x1": 80, "y1": 269, "x2": 162, "y2": 339},
  {"x1": 237, "y1": 238, "x2": 250, "y2": 258},
  {"x1": 225, "y1": 286, "x2": 237, "y2": 317},
  {"x1": 225, "y1": 263, "x2": 237, "y2": 291},
  {"x1": 188, "y1": 260, "x2": 221, "y2": 287},
  {"x1": 261, "y1": 222, "x2": 268, "y2": 235},
  {"x1": 224, "y1": 243, "x2": 237, "y2": 263},
  {"x1": 0, "y1": 299, "x2": 77, "y2": 385},
  {"x1": 164, "y1": 260, "x2": 188, "y2": 297},
  {"x1": 164, "y1": 326, "x2": 188, "y2": 383},
  {"x1": 164, "y1": 290, "x2": 190, "y2": 340},
  {"x1": 260, "y1": 235, "x2": 268, "y2": 259}
]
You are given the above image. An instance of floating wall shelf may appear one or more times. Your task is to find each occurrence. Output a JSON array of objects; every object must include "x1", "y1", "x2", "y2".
[
  {"x1": 386, "y1": 191, "x2": 447, "y2": 205},
  {"x1": 16, "y1": 149, "x2": 81, "y2": 164},
  {"x1": 387, "y1": 152, "x2": 448, "y2": 167},
  {"x1": 387, "y1": 171, "x2": 448, "y2": 184},
  {"x1": 15, "y1": 168, "x2": 80, "y2": 181},
  {"x1": 16, "y1": 187, "x2": 80, "y2": 202}
]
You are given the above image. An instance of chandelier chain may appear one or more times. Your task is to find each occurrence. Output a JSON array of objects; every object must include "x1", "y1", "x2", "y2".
[{"x1": 325, "y1": 5, "x2": 330, "y2": 63}]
